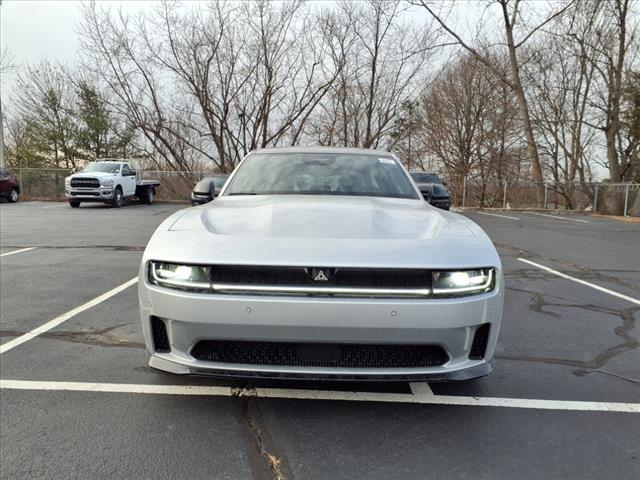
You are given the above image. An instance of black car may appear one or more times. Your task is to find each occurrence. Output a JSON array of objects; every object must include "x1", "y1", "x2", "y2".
[
  {"x1": 191, "y1": 175, "x2": 229, "y2": 205},
  {"x1": 410, "y1": 172, "x2": 450, "y2": 210}
]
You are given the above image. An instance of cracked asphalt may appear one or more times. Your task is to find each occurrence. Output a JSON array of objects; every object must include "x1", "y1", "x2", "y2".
[{"x1": 1, "y1": 201, "x2": 639, "y2": 480}]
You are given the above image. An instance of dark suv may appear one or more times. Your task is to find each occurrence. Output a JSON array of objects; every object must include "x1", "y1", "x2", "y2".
[
  {"x1": 0, "y1": 168, "x2": 21, "y2": 203},
  {"x1": 410, "y1": 172, "x2": 450, "y2": 210}
]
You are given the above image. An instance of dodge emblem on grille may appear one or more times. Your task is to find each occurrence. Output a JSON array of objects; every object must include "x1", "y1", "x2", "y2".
[{"x1": 311, "y1": 268, "x2": 330, "y2": 282}]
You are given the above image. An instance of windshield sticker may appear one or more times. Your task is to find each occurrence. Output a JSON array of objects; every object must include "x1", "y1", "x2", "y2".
[{"x1": 379, "y1": 158, "x2": 395, "y2": 165}]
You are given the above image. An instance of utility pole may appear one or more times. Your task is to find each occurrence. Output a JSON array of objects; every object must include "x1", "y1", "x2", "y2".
[{"x1": 0, "y1": 0, "x2": 5, "y2": 168}]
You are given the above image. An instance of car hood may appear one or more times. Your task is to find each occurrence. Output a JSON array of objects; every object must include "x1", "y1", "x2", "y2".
[
  {"x1": 415, "y1": 183, "x2": 449, "y2": 197},
  {"x1": 174, "y1": 195, "x2": 448, "y2": 239},
  {"x1": 143, "y1": 195, "x2": 500, "y2": 269},
  {"x1": 69, "y1": 171, "x2": 115, "y2": 179}
]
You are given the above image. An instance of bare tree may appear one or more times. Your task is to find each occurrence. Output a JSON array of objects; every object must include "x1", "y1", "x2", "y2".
[
  {"x1": 415, "y1": 0, "x2": 575, "y2": 206},
  {"x1": 571, "y1": 0, "x2": 638, "y2": 183},
  {"x1": 524, "y1": 11, "x2": 599, "y2": 208},
  {"x1": 310, "y1": 1, "x2": 434, "y2": 149},
  {"x1": 420, "y1": 53, "x2": 524, "y2": 205}
]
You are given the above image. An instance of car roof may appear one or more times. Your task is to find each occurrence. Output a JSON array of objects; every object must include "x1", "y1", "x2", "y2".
[
  {"x1": 410, "y1": 171, "x2": 438, "y2": 175},
  {"x1": 251, "y1": 146, "x2": 395, "y2": 157}
]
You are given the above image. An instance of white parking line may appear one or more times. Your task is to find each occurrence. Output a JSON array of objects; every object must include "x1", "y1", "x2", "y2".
[
  {"x1": 518, "y1": 258, "x2": 640, "y2": 306},
  {"x1": 0, "y1": 247, "x2": 37, "y2": 258},
  {"x1": 476, "y1": 211, "x2": 520, "y2": 221},
  {"x1": 1, "y1": 379, "x2": 638, "y2": 413},
  {"x1": 0, "y1": 277, "x2": 138, "y2": 354},
  {"x1": 531, "y1": 212, "x2": 590, "y2": 223}
]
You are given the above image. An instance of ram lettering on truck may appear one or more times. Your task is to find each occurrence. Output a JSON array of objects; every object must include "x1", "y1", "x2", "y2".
[{"x1": 64, "y1": 160, "x2": 160, "y2": 208}]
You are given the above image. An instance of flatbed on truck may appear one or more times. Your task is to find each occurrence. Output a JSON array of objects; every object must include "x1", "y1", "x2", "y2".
[{"x1": 64, "y1": 159, "x2": 160, "y2": 208}]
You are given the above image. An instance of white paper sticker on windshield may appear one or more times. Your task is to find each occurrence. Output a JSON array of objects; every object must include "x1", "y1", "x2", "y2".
[{"x1": 379, "y1": 158, "x2": 395, "y2": 165}]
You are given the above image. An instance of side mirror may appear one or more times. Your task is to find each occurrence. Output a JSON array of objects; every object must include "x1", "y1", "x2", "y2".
[
  {"x1": 209, "y1": 182, "x2": 217, "y2": 200},
  {"x1": 130, "y1": 169, "x2": 137, "y2": 176},
  {"x1": 442, "y1": 181, "x2": 448, "y2": 186}
]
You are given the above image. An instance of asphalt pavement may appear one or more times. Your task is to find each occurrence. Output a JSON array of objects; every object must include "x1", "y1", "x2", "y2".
[{"x1": 1, "y1": 201, "x2": 638, "y2": 480}]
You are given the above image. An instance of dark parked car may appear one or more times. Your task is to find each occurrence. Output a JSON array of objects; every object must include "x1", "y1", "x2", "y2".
[
  {"x1": 410, "y1": 172, "x2": 450, "y2": 210},
  {"x1": 191, "y1": 175, "x2": 229, "y2": 205},
  {"x1": 0, "y1": 168, "x2": 21, "y2": 203}
]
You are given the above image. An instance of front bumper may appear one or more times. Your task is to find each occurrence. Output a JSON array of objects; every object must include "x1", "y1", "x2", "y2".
[
  {"x1": 139, "y1": 272, "x2": 504, "y2": 381},
  {"x1": 66, "y1": 187, "x2": 115, "y2": 202}
]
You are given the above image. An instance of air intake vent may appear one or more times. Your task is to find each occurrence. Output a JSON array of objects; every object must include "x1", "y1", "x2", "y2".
[
  {"x1": 151, "y1": 317, "x2": 170, "y2": 352},
  {"x1": 469, "y1": 323, "x2": 491, "y2": 359},
  {"x1": 191, "y1": 341, "x2": 449, "y2": 368}
]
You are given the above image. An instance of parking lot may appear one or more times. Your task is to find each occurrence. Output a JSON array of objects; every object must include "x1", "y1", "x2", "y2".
[{"x1": 1, "y1": 201, "x2": 638, "y2": 479}]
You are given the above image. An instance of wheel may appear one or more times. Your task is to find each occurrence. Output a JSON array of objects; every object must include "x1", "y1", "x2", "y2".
[
  {"x1": 8, "y1": 188, "x2": 19, "y2": 203},
  {"x1": 141, "y1": 187, "x2": 155, "y2": 205},
  {"x1": 112, "y1": 187, "x2": 124, "y2": 208},
  {"x1": 69, "y1": 201, "x2": 81, "y2": 208}
]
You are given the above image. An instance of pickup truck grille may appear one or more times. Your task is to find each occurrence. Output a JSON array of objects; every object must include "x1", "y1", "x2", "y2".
[
  {"x1": 70, "y1": 177, "x2": 100, "y2": 188},
  {"x1": 191, "y1": 340, "x2": 449, "y2": 368}
]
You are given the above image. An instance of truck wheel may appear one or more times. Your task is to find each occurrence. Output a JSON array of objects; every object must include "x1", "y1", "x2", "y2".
[
  {"x1": 8, "y1": 188, "x2": 19, "y2": 203},
  {"x1": 69, "y1": 201, "x2": 81, "y2": 208},
  {"x1": 141, "y1": 187, "x2": 155, "y2": 205},
  {"x1": 112, "y1": 187, "x2": 124, "y2": 208}
]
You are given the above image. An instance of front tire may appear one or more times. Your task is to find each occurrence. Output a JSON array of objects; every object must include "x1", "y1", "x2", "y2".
[
  {"x1": 112, "y1": 187, "x2": 124, "y2": 208},
  {"x1": 69, "y1": 201, "x2": 80, "y2": 208},
  {"x1": 8, "y1": 188, "x2": 19, "y2": 203}
]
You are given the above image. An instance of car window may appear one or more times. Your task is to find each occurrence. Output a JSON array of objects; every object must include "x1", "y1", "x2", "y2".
[
  {"x1": 212, "y1": 176, "x2": 229, "y2": 188},
  {"x1": 410, "y1": 173, "x2": 441, "y2": 184},
  {"x1": 83, "y1": 162, "x2": 122, "y2": 174},
  {"x1": 0, "y1": 169, "x2": 8, "y2": 179},
  {"x1": 122, "y1": 165, "x2": 132, "y2": 176},
  {"x1": 226, "y1": 153, "x2": 419, "y2": 200}
]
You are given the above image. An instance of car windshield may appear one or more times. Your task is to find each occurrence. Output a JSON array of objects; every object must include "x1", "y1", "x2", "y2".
[
  {"x1": 226, "y1": 153, "x2": 419, "y2": 200},
  {"x1": 410, "y1": 172, "x2": 441, "y2": 184},
  {"x1": 82, "y1": 162, "x2": 121, "y2": 174}
]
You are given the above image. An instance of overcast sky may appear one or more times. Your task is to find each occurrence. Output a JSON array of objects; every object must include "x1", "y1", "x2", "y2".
[
  {"x1": 1, "y1": 0, "x2": 190, "y2": 102},
  {"x1": 1, "y1": 1, "x2": 493, "y2": 102}
]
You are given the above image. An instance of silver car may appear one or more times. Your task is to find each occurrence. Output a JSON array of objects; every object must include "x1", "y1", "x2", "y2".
[{"x1": 138, "y1": 147, "x2": 504, "y2": 381}]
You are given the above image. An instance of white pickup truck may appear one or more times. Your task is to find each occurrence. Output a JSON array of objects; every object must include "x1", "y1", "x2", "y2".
[{"x1": 65, "y1": 160, "x2": 160, "y2": 208}]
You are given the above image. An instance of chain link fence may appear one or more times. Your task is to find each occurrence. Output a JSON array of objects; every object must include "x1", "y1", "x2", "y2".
[
  {"x1": 8, "y1": 168, "x2": 219, "y2": 203},
  {"x1": 6, "y1": 168, "x2": 640, "y2": 217},
  {"x1": 455, "y1": 179, "x2": 640, "y2": 217}
]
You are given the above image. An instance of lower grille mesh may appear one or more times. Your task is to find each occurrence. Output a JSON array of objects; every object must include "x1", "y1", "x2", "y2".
[
  {"x1": 469, "y1": 323, "x2": 490, "y2": 359},
  {"x1": 151, "y1": 317, "x2": 170, "y2": 352},
  {"x1": 191, "y1": 341, "x2": 448, "y2": 368}
]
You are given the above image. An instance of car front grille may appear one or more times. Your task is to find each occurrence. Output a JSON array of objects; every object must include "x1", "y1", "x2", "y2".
[
  {"x1": 191, "y1": 340, "x2": 449, "y2": 368},
  {"x1": 70, "y1": 177, "x2": 100, "y2": 188},
  {"x1": 212, "y1": 265, "x2": 431, "y2": 289}
]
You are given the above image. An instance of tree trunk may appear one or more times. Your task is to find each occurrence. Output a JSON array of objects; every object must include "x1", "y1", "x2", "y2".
[{"x1": 502, "y1": 3, "x2": 545, "y2": 206}]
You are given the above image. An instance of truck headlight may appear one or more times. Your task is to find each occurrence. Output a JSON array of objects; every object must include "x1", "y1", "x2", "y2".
[
  {"x1": 432, "y1": 268, "x2": 495, "y2": 297},
  {"x1": 65, "y1": 177, "x2": 71, "y2": 187},
  {"x1": 149, "y1": 262, "x2": 211, "y2": 291},
  {"x1": 101, "y1": 179, "x2": 114, "y2": 187}
]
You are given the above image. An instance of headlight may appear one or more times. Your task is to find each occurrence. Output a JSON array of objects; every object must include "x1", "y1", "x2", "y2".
[
  {"x1": 432, "y1": 268, "x2": 495, "y2": 297},
  {"x1": 101, "y1": 179, "x2": 114, "y2": 187},
  {"x1": 65, "y1": 177, "x2": 71, "y2": 186},
  {"x1": 149, "y1": 262, "x2": 211, "y2": 291}
]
